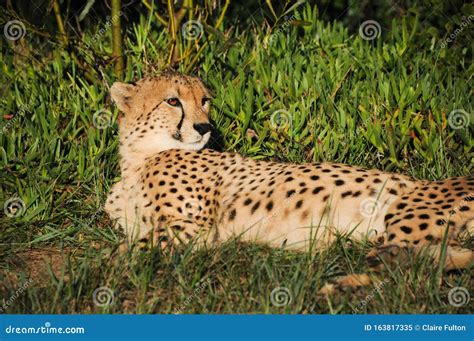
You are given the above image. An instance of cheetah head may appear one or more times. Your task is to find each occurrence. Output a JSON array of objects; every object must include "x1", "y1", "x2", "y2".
[{"x1": 110, "y1": 72, "x2": 212, "y2": 156}]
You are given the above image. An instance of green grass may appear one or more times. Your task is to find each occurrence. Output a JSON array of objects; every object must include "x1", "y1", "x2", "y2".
[{"x1": 0, "y1": 3, "x2": 472, "y2": 314}]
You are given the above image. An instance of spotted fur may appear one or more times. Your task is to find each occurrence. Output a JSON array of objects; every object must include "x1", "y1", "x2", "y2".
[{"x1": 105, "y1": 73, "x2": 473, "y2": 292}]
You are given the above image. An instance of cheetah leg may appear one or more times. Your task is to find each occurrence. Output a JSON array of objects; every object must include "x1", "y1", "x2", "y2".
[
  {"x1": 414, "y1": 244, "x2": 474, "y2": 271},
  {"x1": 318, "y1": 244, "x2": 474, "y2": 295},
  {"x1": 318, "y1": 274, "x2": 374, "y2": 295},
  {"x1": 136, "y1": 218, "x2": 213, "y2": 250},
  {"x1": 368, "y1": 243, "x2": 474, "y2": 271},
  {"x1": 318, "y1": 245, "x2": 395, "y2": 296},
  {"x1": 351, "y1": 242, "x2": 473, "y2": 272}
]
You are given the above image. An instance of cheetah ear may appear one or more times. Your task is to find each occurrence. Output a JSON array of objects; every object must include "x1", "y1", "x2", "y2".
[{"x1": 110, "y1": 82, "x2": 137, "y2": 113}]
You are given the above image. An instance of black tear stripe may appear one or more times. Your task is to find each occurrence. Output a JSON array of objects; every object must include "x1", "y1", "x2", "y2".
[
  {"x1": 177, "y1": 106, "x2": 185, "y2": 131},
  {"x1": 145, "y1": 101, "x2": 163, "y2": 117},
  {"x1": 172, "y1": 106, "x2": 186, "y2": 141}
]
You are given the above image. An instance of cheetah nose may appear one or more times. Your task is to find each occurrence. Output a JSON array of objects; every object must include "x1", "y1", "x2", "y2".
[{"x1": 193, "y1": 123, "x2": 212, "y2": 136}]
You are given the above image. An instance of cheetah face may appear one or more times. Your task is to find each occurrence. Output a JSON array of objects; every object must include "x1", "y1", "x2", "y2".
[{"x1": 110, "y1": 73, "x2": 212, "y2": 155}]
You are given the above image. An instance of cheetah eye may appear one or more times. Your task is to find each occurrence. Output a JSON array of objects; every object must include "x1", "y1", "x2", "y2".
[
  {"x1": 166, "y1": 98, "x2": 181, "y2": 107},
  {"x1": 202, "y1": 97, "x2": 211, "y2": 106}
]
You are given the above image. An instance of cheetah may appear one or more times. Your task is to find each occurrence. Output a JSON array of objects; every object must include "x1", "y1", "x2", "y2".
[{"x1": 105, "y1": 72, "x2": 473, "y2": 292}]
